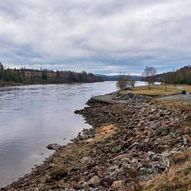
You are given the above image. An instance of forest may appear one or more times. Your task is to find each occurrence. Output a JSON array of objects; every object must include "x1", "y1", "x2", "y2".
[
  {"x1": 0, "y1": 63, "x2": 104, "y2": 85},
  {"x1": 157, "y1": 65, "x2": 191, "y2": 85}
]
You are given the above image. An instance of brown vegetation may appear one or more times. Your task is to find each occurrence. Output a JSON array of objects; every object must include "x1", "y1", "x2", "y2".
[
  {"x1": 143, "y1": 149, "x2": 191, "y2": 191},
  {"x1": 142, "y1": 66, "x2": 157, "y2": 90},
  {"x1": 120, "y1": 84, "x2": 191, "y2": 96}
]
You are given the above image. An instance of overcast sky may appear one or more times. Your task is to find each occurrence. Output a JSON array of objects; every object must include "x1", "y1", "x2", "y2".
[{"x1": 0, "y1": 0, "x2": 190, "y2": 75}]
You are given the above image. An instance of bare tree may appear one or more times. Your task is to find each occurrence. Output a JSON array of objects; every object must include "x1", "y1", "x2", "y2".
[
  {"x1": 163, "y1": 73, "x2": 167, "y2": 92},
  {"x1": 128, "y1": 80, "x2": 136, "y2": 88},
  {"x1": 143, "y1": 66, "x2": 157, "y2": 90},
  {"x1": 116, "y1": 75, "x2": 129, "y2": 90},
  {"x1": 116, "y1": 75, "x2": 136, "y2": 90}
]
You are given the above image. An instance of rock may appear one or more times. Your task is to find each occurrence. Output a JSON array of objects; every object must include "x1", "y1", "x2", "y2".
[
  {"x1": 184, "y1": 135, "x2": 191, "y2": 146},
  {"x1": 155, "y1": 127, "x2": 170, "y2": 136},
  {"x1": 108, "y1": 165, "x2": 124, "y2": 179},
  {"x1": 147, "y1": 151, "x2": 155, "y2": 158},
  {"x1": 147, "y1": 151, "x2": 160, "y2": 161},
  {"x1": 100, "y1": 176, "x2": 114, "y2": 187},
  {"x1": 111, "y1": 180, "x2": 125, "y2": 189},
  {"x1": 148, "y1": 115, "x2": 155, "y2": 121},
  {"x1": 81, "y1": 157, "x2": 92, "y2": 164},
  {"x1": 47, "y1": 143, "x2": 61, "y2": 151},
  {"x1": 128, "y1": 142, "x2": 141, "y2": 149},
  {"x1": 157, "y1": 163, "x2": 166, "y2": 171},
  {"x1": 113, "y1": 154, "x2": 130, "y2": 160},
  {"x1": 86, "y1": 175, "x2": 100, "y2": 187},
  {"x1": 150, "y1": 122, "x2": 158, "y2": 130},
  {"x1": 121, "y1": 159, "x2": 131, "y2": 171},
  {"x1": 127, "y1": 93, "x2": 134, "y2": 98},
  {"x1": 183, "y1": 136, "x2": 188, "y2": 146}
]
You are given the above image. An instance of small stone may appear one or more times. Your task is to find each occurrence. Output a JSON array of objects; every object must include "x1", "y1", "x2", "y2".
[
  {"x1": 87, "y1": 175, "x2": 100, "y2": 187},
  {"x1": 183, "y1": 136, "x2": 188, "y2": 146},
  {"x1": 184, "y1": 135, "x2": 191, "y2": 146},
  {"x1": 157, "y1": 163, "x2": 166, "y2": 170},
  {"x1": 81, "y1": 157, "x2": 92, "y2": 164}
]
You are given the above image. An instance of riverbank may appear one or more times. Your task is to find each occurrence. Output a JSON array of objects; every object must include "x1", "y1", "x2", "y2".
[
  {"x1": 1, "y1": 92, "x2": 191, "y2": 190},
  {"x1": 0, "y1": 81, "x2": 23, "y2": 87},
  {"x1": 0, "y1": 80, "x2": 102, "y2": 88}
]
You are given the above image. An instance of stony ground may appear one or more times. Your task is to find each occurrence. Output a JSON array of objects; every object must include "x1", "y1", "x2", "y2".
[{"x1": 2, "y1": 93, "x2": 191, "y2": 191}]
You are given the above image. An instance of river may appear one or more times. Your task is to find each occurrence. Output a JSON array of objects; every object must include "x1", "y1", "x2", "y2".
[{"x1": 0, "y1": 81, "x2": 146, "y2": 188}]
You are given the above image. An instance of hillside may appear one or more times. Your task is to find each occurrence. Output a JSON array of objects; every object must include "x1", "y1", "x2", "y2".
[
  {"x1": 102, "y1": 75, "x2": 142, "y2": 81},
  {"x1": 0, "y1": 63, "x2": 104, "y2": 86},
  {"x1": 157, "y1": 65, "x2": 191, "y2": 85}
]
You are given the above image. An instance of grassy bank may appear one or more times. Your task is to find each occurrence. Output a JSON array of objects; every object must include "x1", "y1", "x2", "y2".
[
  {"x1": 120, "y1": 84, "x2": 191, "y2": 96},
  {"x1": 0, "y1": 80, "x2": 22, "y2": 87}
]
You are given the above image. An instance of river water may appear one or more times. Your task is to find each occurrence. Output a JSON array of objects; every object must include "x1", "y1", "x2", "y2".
[{"x1": 0, "y1": 81, "x2": 148, "y2": 187}]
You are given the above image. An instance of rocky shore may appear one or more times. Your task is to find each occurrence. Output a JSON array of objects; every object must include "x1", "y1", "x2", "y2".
[{"x1": 1, "y1": 92, "x2": 191, "y2": 191}]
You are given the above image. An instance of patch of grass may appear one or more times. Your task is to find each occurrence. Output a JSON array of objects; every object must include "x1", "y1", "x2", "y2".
[
  {"x1": 120, "y1": 84, "x2": 191, "y2": 96},
  {"x1": 156, "y1": 99, "x2": 191, "y2": 111},
  {"x1": 92, "y1": 124, "x2": 118, "y2": 142}
]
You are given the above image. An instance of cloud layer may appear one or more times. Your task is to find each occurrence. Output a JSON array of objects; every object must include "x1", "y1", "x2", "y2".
[{"x1": 0, "y1": 0, "x2": 190, "y2": 74}]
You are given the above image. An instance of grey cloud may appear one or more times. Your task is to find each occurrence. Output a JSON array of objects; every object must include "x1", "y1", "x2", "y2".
[{"x1": 0, "y1": 0, "x2": 190, "y2": 74}]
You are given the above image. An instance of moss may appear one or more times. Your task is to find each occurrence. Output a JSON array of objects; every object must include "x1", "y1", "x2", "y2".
[
  {"x1": 183, "y1": 166, "x2": 191, "y2": 176},
  {"x1": 49, "y1": 167, "x2": 68, "y2": 180}
]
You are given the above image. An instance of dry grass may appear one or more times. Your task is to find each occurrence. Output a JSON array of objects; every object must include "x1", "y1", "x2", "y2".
[
  {"x1": 143, "y1": 149, "x2": 191, "y2": 191},
  {"x1": 154, "y1": 99, "x2": 191, "y2": 112},
  {"x1": 96, "y1": 124, "x2": 117, "y2": 140},
  {"x1": 84, "y1": 124, "x2": 118, "y2": 143},
  {"x1": 120, "y1": 84, "x2": 191, "y2": 96}
]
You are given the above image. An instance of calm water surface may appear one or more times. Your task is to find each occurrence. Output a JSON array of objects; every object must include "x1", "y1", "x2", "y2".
[{"x1": 0, "y1": 82, "x2": 118, "y2": 187}]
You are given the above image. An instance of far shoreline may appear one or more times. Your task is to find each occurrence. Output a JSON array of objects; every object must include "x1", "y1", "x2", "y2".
[{"x1": 0, "y1": 80, "x2": 109, "y2": 88}]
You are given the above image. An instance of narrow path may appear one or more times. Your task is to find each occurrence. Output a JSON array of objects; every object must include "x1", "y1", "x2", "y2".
[
  {"x1": 92, "y1": 94, "x2": 126, "y2": 104},
  {"x1": 159, "y1": 94, "x2": 191, "y2": 103}
]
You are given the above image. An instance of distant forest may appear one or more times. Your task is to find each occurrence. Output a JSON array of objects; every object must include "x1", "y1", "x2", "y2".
[
  {"x1": 157, "y1": 65, "x2": 191, "y2": 85},
  {"x1": 0, "y1": 63, "x2": 104, "y2": 85}
]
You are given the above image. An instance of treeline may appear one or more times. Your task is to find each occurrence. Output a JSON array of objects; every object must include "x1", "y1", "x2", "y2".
[
  {"x1": 157, "y1": 65, "x2": 191, "y2": 85},
  {"x1": 0, "y1": 63, "x2": 104, "y2": 84},
  {"x1": 0, "y1": 64, "x2": 22, "y2": 83}
]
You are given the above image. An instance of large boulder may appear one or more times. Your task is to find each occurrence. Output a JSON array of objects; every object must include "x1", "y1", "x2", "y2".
[{"x1": 47, "y1": 143, "x2": 61, "y2": 151}]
